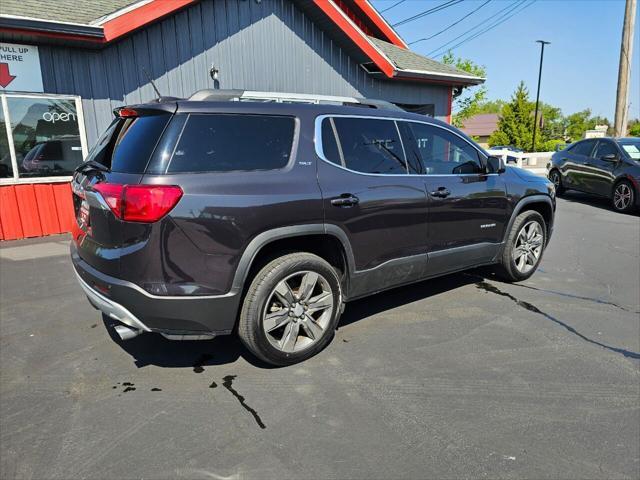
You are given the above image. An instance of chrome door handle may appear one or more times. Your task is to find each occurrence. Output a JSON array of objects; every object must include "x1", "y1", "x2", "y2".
[
  {"x1": 331, "y1": 194, "x2": 359, "y2": 207},
  {"x1": 430, "y1": 187, "x2": 451, "y2": 198}
]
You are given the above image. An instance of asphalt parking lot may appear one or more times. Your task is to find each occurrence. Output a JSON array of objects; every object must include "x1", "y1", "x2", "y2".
[{"x1": 1, "y1": 191, "x2": 639, "y2": 480}]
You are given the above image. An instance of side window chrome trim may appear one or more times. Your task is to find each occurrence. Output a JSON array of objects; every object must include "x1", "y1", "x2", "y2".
[{"x1": 314, "y1": 114, "x2": 495, "y2": 178}]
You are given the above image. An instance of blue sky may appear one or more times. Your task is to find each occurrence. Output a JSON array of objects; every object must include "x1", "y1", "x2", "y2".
[{"x1": 372, "y1": 0, "x2": 640, "y2": 120}]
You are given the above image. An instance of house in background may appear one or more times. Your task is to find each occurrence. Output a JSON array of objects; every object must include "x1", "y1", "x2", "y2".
[
  {"x1": 460, "y1": 113, "x2": 499, "y2": 147},
  {"x1": 0, "y1": 0, "x2": 483, "y2": 240}
]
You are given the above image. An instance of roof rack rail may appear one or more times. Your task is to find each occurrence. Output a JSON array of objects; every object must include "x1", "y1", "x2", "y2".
[{"x1": 187, "y1": 89, "x2": 402, "y2": 111}]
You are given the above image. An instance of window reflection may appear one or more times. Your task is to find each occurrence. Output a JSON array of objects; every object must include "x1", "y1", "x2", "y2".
[
  {"x1": 7, "y1": 97, "x2": 83, "y2": 178},
  {"x1": 0, "y1": 108, "x2": 12, "y2": 178}
]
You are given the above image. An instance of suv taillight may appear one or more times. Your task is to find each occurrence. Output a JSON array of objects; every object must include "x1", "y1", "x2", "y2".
[{"x1": 93, "y1": 183, "x2": 183, "y2": 223}]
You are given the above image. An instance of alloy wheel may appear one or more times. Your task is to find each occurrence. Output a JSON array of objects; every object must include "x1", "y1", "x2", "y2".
[
  {"x1": 550, "y1": 171, "x2": 561, "y2": 190},
  {"x1": 513, "y1": 220, "x2": 544, "y2": 274},
  {"x1": 613, "y1": 183, "x2": 632, "y2": 211},
  {"x1": 262, "y1": 271, "x2": 334, "y2": 353}
]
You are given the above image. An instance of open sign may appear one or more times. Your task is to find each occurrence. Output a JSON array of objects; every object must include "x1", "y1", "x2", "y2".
[{"x1": 42, "y1": 111, "x2": 77, "y2": 123}]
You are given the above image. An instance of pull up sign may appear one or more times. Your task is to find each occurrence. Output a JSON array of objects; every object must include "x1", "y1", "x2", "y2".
[{"x1": 0, "y1": 42, "x2": 44, "y2": 92}]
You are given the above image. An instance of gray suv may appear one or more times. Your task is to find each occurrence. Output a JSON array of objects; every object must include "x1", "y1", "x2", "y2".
[{"x1": 71, "y1": 91, "x2": 556, "y2": 365}]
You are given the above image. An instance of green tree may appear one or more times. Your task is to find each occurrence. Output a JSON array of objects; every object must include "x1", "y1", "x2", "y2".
[
  {"x1": 565, "y1": 109, "x2": 611, "y2": 141},
  {"x1": 539, "y1": 103, "x2": 565, "y2": 140},
  {"x1": 442, "y1": 52, "x2": 487, "y2": 127},
  {"x1": 476, "y1": 99, "x2": 507, "y2": 114},
  {"x1": 488, "y1": 81, "x2": 535, "y2": 150},
  {"x1": 628, "y1": 119, "x2": 640, "y2": 137}
]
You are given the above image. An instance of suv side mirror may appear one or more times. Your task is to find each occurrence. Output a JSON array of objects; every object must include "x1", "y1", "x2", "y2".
[
  {"x1": 486, "y1": 155, "x2": 506, "y2": 174},
  {"x1": 601, "y1": 153, "x2": 619, "y2": 162}
]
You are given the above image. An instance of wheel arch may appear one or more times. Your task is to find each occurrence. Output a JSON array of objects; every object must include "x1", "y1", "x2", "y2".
[
  {"x1": 503, "y1": 195, "x2": 555, "y2": 245},
  {"x1": 611, "y1": 175, "x2": 639, "y2": 210},
  {"x1": 231, "y1": 224, "x2": 355, "y2": 295},
  {"x1": 612, "y1": 174, "x2": 639, "y2": 193}
]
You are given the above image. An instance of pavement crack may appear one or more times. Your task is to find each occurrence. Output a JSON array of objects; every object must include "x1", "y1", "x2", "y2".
[
  {"x1": 508, "y1": 283, "x2": 638, "y2": 314},
  {"x1": 476, "y1": 280, "x2": 640, "y2": 361},
  {"x1": 222, "y1": 375, "x2": 266, "y2": 429}
]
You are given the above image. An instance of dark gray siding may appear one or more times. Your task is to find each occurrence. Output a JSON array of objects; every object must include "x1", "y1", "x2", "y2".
[{"x1": 37, "y1": 0, "x2": 450, "y2": 145}]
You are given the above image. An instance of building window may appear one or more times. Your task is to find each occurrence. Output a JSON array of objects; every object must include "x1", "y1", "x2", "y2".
[
  {"x1": 0, "y1": 106, "x2": 12, "y2": 179},
  {"x1": 0, "y1": 94, "x2": 88, "y2": 184}
]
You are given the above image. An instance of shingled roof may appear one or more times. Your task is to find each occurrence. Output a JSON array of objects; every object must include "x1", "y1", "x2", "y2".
[
  {"x1": 0, "y1": 0, "x2": 138, "y2": 25},
  {"x1": 368, "y1": 36, "x2": 484, "y2": 85}
]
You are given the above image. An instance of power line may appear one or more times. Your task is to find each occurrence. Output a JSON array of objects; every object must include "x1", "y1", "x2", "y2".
[
  {"x1": 408, "y1": 0, "x2": 493, "y2": 45},
  {"x1": 427, "y1": 0, "x2": 525, "y2": 55},
  {"x1": 380, "y1": 0, "x2": 406, "y2": 13},
  {"x1": 392, "y1": 0, "x2": 465, "y2": 28},
  {"x1": 430, "y1": 0, "x2": 537, "y2": 57},
  {"x1": 426, "y1": 0, "x2": 526, "y2": 56}
]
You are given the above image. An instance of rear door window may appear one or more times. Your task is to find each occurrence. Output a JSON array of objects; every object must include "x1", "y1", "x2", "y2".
[
  {"x1": 594, "y1": 140, "x2": 618, "y2": 158},
  {"x1": 332, "y1": 117, "x2": 407, "y2": 175},
  {"x1": 320, "y1": 118, "x2": 342, "y2": 166},
  {"x1": 168, "y1": 114, "x2": 295, "y2": 173}
]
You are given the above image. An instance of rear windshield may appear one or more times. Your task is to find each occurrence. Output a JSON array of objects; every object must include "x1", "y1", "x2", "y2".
[
  {"x1": 167, "y1": 114, "x2": 295, "y2": 173},
  {"x1": 86, "y1": 112, "x2": 170, "y2": 173}
]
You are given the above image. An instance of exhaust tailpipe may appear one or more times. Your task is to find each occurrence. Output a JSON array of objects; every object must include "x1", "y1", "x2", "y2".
[{"x1": 114, "y1": 325, "x2": 142, "y2": 341}]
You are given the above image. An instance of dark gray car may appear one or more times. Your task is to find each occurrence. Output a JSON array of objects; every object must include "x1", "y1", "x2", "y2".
[
  {"x1": 548, "y1": 137, "x2": 640, "y2": 213},
  {"x1": 71, "y1": 92, "x2": 556, "y2": 365}
]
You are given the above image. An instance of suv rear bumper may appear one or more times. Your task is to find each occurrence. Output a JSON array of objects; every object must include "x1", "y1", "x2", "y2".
[{"x1": 71, "y1": 243, "x2": 239, "y2": 337}]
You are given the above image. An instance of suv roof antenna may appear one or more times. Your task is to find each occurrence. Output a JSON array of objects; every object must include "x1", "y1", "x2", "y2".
[{"x1": 142, "y1": 68, "x2": 162, "y2": 99}]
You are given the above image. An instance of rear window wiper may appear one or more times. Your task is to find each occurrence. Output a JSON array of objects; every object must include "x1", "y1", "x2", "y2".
[{"x1": 75, "y1": 160, "x2": 111, "y2": 175}]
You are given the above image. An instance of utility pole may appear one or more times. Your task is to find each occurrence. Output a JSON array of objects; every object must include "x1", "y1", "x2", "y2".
[
  {"x1": 531, "y1": 40, "x2": 550, "y2": 152},
  {"x1": 614, "y1": 0, "x2": 637, "y2": 137}
]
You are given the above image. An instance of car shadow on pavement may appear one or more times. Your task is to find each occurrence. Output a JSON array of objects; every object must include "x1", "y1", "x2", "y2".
[
  {"x1": 338, "y1": 272, "x2": 478, "y2": 328},
  {"x1": 101, "y1": 315, "x2": 262, "y2": 369},
  {"x1": 103, "y1": 272, "x2": 479, "y2": 369},
  {"x1": 559, "y1": 191, "x2": 638, "y2": 215}
]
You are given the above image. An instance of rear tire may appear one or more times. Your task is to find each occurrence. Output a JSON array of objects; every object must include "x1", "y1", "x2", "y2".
[
  {"x1": 238, "y1": 252, "x2": 342, "y2": 366},
  {"x1": 612, "y1": 180, "x2": 636, "y2": 213},
  {"x1": 494, "y1": 210, "x2": 547, "y2": 282},
  {"x1": 549, "y1": 169, "x2": 564, "y2": 195}
]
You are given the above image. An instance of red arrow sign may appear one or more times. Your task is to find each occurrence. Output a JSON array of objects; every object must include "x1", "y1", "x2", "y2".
[{"x1": 0, "y1": 63, "x2": 16, "y2": 88}]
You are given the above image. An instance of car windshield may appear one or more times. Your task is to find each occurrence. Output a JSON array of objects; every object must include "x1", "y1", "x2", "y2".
[{"x1": 618, "y1": 139, "x2": 640, "y2": 160}]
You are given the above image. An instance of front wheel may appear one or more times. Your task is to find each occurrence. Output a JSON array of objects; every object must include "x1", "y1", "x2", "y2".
[
  {"x1": 612, "y1": 180, "x2": 636, "y2": 213},
  {"x1": 238, "y1": 253, "x2": 342, "y2": 366},
  {"x1": 494, "y1": 210, "x2": 547, "y2": 282}
]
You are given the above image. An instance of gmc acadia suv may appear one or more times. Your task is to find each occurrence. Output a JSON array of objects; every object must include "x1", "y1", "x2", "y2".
[{"x1": 71, "y1": 90, "x2": 556, "y2": 366}]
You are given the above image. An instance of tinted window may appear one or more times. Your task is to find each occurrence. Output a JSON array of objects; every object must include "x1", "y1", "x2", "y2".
[
  {"x1": 169, "y1": 114, "x2": 295, "y2": 173},
  {"x1": 572, "y1": 140, "x2": 596, "y2": 157},
  {"x1": 333, "y1": 117, "x2": 407, "y2": 175},
  {"x1": 110, "y1": 114, "x2": 170, "y2": 173},
  {"x1": 321, "y1": 118, "x2": 341, "y2": 166},
  {"x1": 403, "y1": 122, "x2": 483, "y2": 175},
  {"x1": 85, "y1": 118, "x2": 119, "y2": 167},
  {"x1": 594, "y1": 140, "x2": 618, "y2": 158}
]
